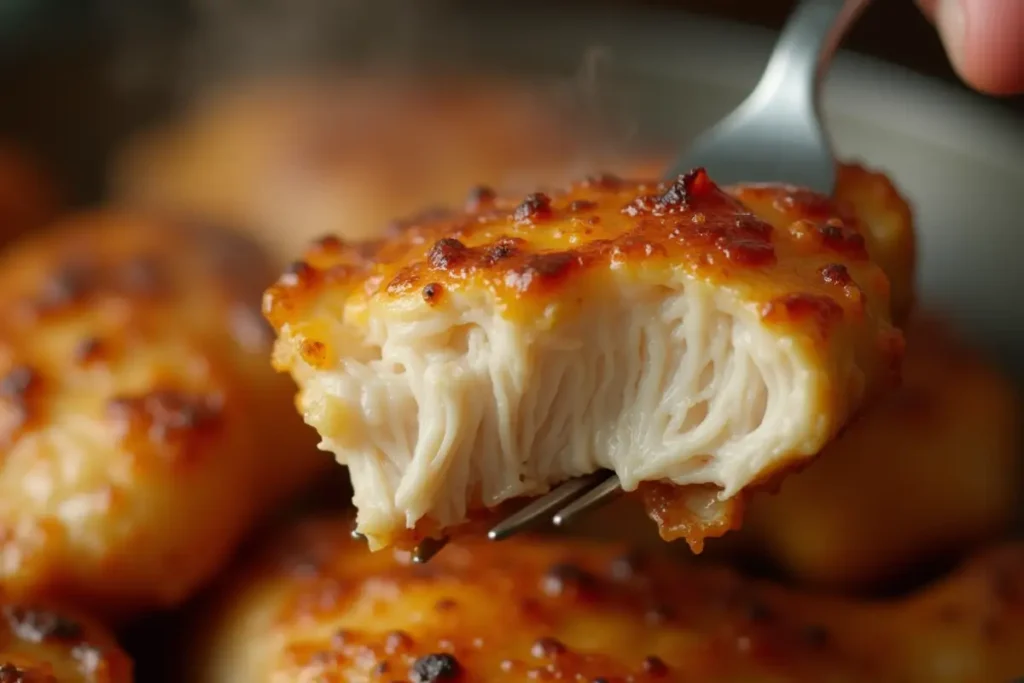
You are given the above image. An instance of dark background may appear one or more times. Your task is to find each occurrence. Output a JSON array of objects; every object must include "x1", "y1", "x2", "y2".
[{"x1": 512, "y1": 0, "x2": 1024, "y2": 114}]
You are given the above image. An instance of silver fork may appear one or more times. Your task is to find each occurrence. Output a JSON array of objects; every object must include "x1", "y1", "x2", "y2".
[{"x1": 410, "y1": 0, "x2": 872, "y2": 562}]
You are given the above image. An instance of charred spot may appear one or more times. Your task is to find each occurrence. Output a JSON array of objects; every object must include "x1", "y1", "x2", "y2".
[
  {"x1": 428, "y1": 238, "x2": 469, "y2": 270},
  {"x1": 312, "y1": 234, "x2": 345, "y2": 252},
  {"x1": 715, "y1": 237, "x2": 776, "y2": 266},
  {"x1": 422, "y1": 283, "x2": 444, "y2": 305},
  {"x1": 530, "y1": 637, "x2": 567, "y2": 658},
  {"x1": 434, "y1": 598, "x2": 458, "y2": 612},
  {"x1": 521, "y1": 252, "x2": 575, "y2": 280},
  {"x1": 119, "y1": 254, "x2": 168, "y2": 296},
  {"x1": 36, "y1": 260, "x2": 96, "y2": 309},
  {"x1": 609, "y1": 550, "x2": 648, "y2": 582},
  {"x1": 484, "y1": 238, "x2": 522, "y2": 264},
  {"x1": 817, "y1": 221, "x2": 867, "y2": 258},
  {"x1": 385, "y1": 630, "x2": 414, "y2": 655},
  {"x1": 642, "y1": 656, "x2": 669, "y2": 677},
  {"x1": 0, "y1": 664, "x2": 25, "y2": 683},
  {"x1": 513, "y1": 193, "x2": 553, "y2": 222},
  {"x1": 623, "y1": 169, "x2": 716, "y2": 218},
  {"x1": 582, "y1": 173, "x2": 622, "y2": 190},
  {"x1": 542, "y1": 562, "x2": 599, "y2": 598},
  {"x1": 108, "y1": 390, "x2": 223, "y2": 445},
  {"x1": 374, "y1": 661, "x2": 390, "y2": 675},
  {"x1": 760, "y1": 293, "x2": 844, "y2": 331},
  {"x1": 0, "y1": 366, "x2": 38, "y2": 401},
  {"x1": 569, "y1": 199, "x2": 597, "y2": 213},
  {"x1": 819, "y1": 263, "x2": 852, "y2": 286},
  {"x1": 3, "y1": 606, "x2": 83, "y2": 643},
  {"x1": 465, "y1": 185, "x2": 497, "y2": 212},
  {"x1": 734, "y1": 213, "x2": 772, "y2": 236},
  {"x1": 73, "y1": 337, "x2": 106, "y2": 365},
  {"x1": 410, "y1": 653, "x2": 462, "y2": 683}
]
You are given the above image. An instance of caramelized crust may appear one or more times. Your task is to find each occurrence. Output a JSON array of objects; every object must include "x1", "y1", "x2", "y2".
[
  {"x1": 266, "y1": 168, "x2": 906, "y2": 549},
  {"x1": 0, "y1": 598, "x2": 131, "y2": 682},
  {"x1": 191, "y1": 516, "x2": 1024, "y2": 683},
  {"x1": 0, "y1": 145, "x2": 59, "y2": 247},
  {"x1": 0, "y1": 211, "x2": 323, "y2": 621},
  {"x1": 112, "y1": 77, "x2": 650, "y2": 264}
]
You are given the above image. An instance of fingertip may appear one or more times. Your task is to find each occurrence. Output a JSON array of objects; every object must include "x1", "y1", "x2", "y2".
[{"x1": 954, "y1": 0, "x2": 1024, "y2": 95}]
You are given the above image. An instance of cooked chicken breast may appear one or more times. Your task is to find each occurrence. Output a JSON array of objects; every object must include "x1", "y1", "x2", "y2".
[
  {"x1": 0, "y1": 598, "x2": 131, "y2": 682},
  {"x1": 0, "y1": 144, "x2": 59, "y2": 247},
  {"x1": 190, "y1": 516, "x2": 1024, "y2": 683},
  {"x1": 111, "y1": 76, "x2": 656, "y2": 264},
  {"x1": 571, "y1": 315, "x2": 1021, "y2": 588},
  {"x1": 0, "y1": 210, "x2": 323, "y2": 621},
  {"x1": 266, "y1": 167, "x2": 909, "y2": 550},
  {"x1": 735, "y1": 314, "x2": 1021, "y2": 587}
]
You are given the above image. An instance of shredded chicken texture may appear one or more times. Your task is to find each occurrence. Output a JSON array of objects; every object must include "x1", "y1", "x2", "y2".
[
  {"x1": 736, "y1": 314, "x2": 1021, "y2": 587},
  {"x1": 266, "y1": 167, "x2": 910, "y2": 550},
  {"x1": 0, "y1": 597, "x2": 131, "y2": 682},
  {"x1": 572, "y1": 315, "x2": 1021, "y2": 587},
  {"x1": 111, "y1": 76, "x2": 657, "y2": 264},
  {"x1": 0, "y1": 210, "x2": 323, "y2": 621},
  {"x1": 190, "y1": 516, "x2": 1024, "y2": 683}
]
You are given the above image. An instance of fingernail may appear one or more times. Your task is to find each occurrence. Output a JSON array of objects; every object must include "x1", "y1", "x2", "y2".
[{"x1": 936, "y1": 0, "x2": 967, "y2": 69}]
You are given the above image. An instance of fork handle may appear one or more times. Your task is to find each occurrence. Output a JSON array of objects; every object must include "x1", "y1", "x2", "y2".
[{"x1": 754, "y1": 0, "x2": 873, "y2": 107}]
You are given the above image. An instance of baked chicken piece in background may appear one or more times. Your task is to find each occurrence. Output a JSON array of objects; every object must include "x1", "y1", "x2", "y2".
[
  {"x1": 0, "y1": 143, "x2": 59, "y2": 247},
  {"x1": 265, "y1": 165, "x2": 911, "y2": 551},
  {"x1": 0, "y1": 598, "x2": 131, "y2": 682},
  {"x1": 111, "y1": 76, "x2": 655, "y2": 265},
  {"x1": 0, "y1": 211, "x2": 323, "y2": 622},
  {"x1": 190, "y1": 516, "x2": 1024, "y2": 683},
  {"x1": 572, "y1": 315, "x2": 1021, "y2": 590}
]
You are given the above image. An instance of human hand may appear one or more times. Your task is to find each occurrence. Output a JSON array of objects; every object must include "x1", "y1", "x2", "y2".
[{"x1": 917, "y1": 0, "x2": 1024, "y2": 95}]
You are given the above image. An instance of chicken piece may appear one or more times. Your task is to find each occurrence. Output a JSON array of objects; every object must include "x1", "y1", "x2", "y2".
[
  {"x1": 265, "y1": 167, "x2": 908, "y2": 550},
  {"x1": 568, "y1": 315, "x2": 1022, "y2": 588},
  {"x1": 111, "y1": 77, "x2": 654, "y2": 264},
  {"x1": 733, "y1": 314, "x2": 1021, "y2": 588},
  {"x1": 0, "y1": 143, "x2": 59, "y2": 247},
  {"x1": 189, "y1": 516, "x2": 1024, "y2": 683},
  {"x1": 0, "y1": 598, "x2": 131, "y2": 682},
  {"x1": 0, "y1": 210, "x2": 323, "y2": 621}
]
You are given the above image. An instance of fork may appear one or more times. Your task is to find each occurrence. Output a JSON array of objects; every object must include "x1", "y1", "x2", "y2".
[{"x1": 408, "y1": 0, "x2": 873, "y2": 562}]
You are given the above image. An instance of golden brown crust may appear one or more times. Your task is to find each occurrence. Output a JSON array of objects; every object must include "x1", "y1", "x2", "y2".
[
  {"x1": 266, "y1": 168, "x2": 899, "y2": 354},
  {"x1": 0, "y1": 210, "x2": 323, "y2": 621},
  {"x1": 0, "y1": 145, "x2": 59, "y2": 248},
  {"x1": 112, "y1": 77, "x2": 651, "y2": 264},
  {"x1": 0, "y1": 599, "x2": 131, "y2": 682},
  {"x1": 191, "y1": 516, "x2": 1024, "y2": 683}
]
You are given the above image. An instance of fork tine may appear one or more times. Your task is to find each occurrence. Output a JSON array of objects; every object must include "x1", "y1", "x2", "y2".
[
  {"x1": 487, "y1": 471, "x2": 610, "y2": 541},
  {"x1": 411, "y1": 535, "x2": 450, "y2": 563},
  {"x1": 552, "y1": 473, "x2": 622, "y2": 527}
]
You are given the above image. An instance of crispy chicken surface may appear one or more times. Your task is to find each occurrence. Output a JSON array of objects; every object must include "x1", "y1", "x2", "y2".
[
  {"x1": 266, "y1": 167, "x2": 908, "y2": 550},
  {"x1": 0, "y1": 144, "x2": 59, "y2": 247},
  {"x1": 191, "y1": 516, "x2": 1024, "y2": 683},
  {"x1": 0, "y1": 210, "x2": 323, "y2": 621},
  {"x1": 0, "y1": 598, "x2": 131, "y2": 682},
  {"x1": 572, "y1": 315, "x2": 1021, "y2": 588},
  {"x1": 112, "y1": 77, "x2": 653, "y2": 264}
]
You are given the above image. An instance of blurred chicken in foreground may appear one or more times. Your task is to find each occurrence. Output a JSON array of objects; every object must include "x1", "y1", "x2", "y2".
[
  {"x1": 265, "y1": 165, "x2": 911, "y2": 551},
  {"x1": 191, "y1": 516, "x2": 1024, "y2": 683},
  {"x1": 0, "y1": 597, "x2": 131, "y2": 682},
  {"x1": 574, "y1": 315, "x2": 1021, "y2": 590},
  {"x1": 0, "y1": 211, "x2": 323, "y2": 621},
  {"x1": 111, "y1": 76, "x2": 655, "y2": 265}
]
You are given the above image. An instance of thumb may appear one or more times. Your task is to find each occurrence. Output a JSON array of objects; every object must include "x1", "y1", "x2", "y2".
[{"x1": 918, "y1": 0, "x2": 1024, "y2": 95}]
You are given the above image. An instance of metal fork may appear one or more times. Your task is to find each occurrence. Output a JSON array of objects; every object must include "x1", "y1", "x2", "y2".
[{"x1": 410, "y1": 0, "x2": 872, "y2": 562}]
